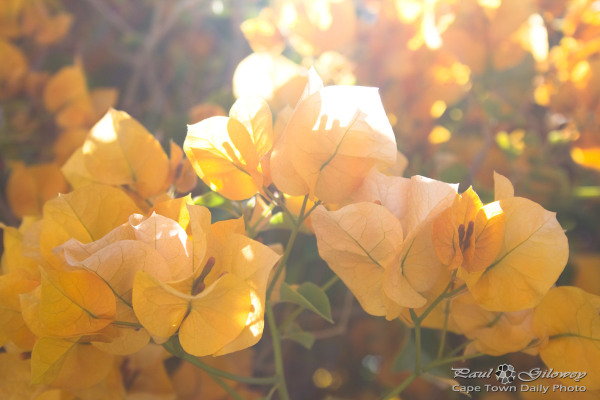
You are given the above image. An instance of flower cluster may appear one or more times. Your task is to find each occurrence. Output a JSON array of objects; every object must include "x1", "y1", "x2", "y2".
[{"x1": 0, "y1": 29, "x2": 600, "y2": 399}]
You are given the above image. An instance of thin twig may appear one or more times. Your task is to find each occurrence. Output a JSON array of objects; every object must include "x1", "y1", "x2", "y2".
[
  {"x1": 122, "y1": 1, "x2": 202, "y2": 110},
  {"x1": 82, "y1": 0, "x2": 136, "y2": 36},
  {"x1": 466, "y1": 119, "x2": 494, "y2": 188},
  {"x1": 162, "y1": 337, "x2": 277, "y2": 385},
  {"x1": 266, "y1": 302, "x2": 291, "y2": 400}
]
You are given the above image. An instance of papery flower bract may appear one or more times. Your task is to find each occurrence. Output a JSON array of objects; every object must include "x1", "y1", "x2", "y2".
[
  {"x1": 117, "y1": 345, "x2": 175, "y2": 399},
  {"x1": 55, "y1": 211, "x2": 199, "y2": 354},
  {"x1": 427, "y1": 173, "x2": 568, "y2": 312},
  {"x1": 164, "y1": 141, "x2": 198, "y2": 194},
  {"x1": 184, "y1": 96, "x2": 273, "y2": 201},
  {"x1": 270, "y1": 71, "x2": 397, "y2": 204},
  {"x1": 0, "y1": 218, "x2": 40, "y2": 278},
  {"x1": 130, "y1": 205, "x2": 281, "y2": 356},
  {"x1": 451, "y1": 292, "x2": 535, "y2": 356},
  {"x1": 6, "y1": 162, "x2": 68, "y2": 218},
  {"x1": 233, "y1": 53, "x2": 308, "y2": 111},
  {"x1": 81, "y1": 108, "x2": 170, "y2": 199},
  {"x1": 353, "y1": 171, "x2": 458, "y2": 310},
  {"x1": 0, "y1": 268, "x2": 38, "y2": 350},
  {"x1": 43, "y1": 64, "x2": 117, "y2": 130},
  {"x1": 311, "y1": 202, "x2": 404, "y2": 318},
  {"x1": 39, "y1": 184, "x2": 140, "y2": 269},
  {"x1": 0, "y1": 39, "x2": 27, "y2": 98},
  {"x1": 134, "y1": 271, "x2": 253, "y2": 357},
  {"x1": 0, "y1": 353, "x2": 37, "y2": 398},
  {"x1": 30, "y1": 336, "x2": 114, "y2": 390},
  {"x1": 533, "y1": 286, "x2": 600, "y2": 390},
  {"x1": 20, "y1": 268, "x2": 116, "y2": 337},
  {"x1": 312, "y1": 174, "x2": 457, "y2": 317},
  {"x1": 150, "y1": 195, "x2": 193, "y2": 232},
  {"x1": 459, "y1": 182, "x2": 568, "y2": 312},
  {"x1": 395, "y1": 269, "x2": 460, "y2": 331},
  {"x1": 432, "y1": 187, "x2": 505, "y2": 273}
]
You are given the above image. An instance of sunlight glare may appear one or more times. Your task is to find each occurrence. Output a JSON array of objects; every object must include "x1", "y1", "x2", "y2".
[
  {"x1": 211, "y1": 0, "x2": 224, "y2": 15},
  {"x1": 246, "y1": 291, "x2": 264, "y2": 337},
  {"x1": 528, "y1": 14, "x2": 548, "y2": 62}
]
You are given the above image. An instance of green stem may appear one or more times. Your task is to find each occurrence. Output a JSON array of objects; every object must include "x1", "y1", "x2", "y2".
[
  {"x1": 446, "y1": 339, "x2": 474, "y2": 358},
  {"x1": 162, "y1": 337, "x2": 277, "y2": 386},
  {"x1": 379, "y1": 347, "x2": 485, "y2": 399},
  {"x1": 297, "y1": 200, "x2": 322, "y2": 225},
  {"x1": 298, "y1": 194, "x2": 309, "y2": 223},
  {"x1": 382, "y1": 275, "x2": 465, "y2": 399},
  {"x1": 248, "y1": 198, "x2": 276, "y2": 238},
  {"x1": 550, "y1": 332, "x2": 600, "y2": 342},
  {"x1": 424, "y1": 352, "x2": 485, "y2": 371},
  {"x1": 321, "y1": 275, "x2": 339, "y2": 291},
  {"x1": 410, "y1": 309, "x2": 422, "y2": 375},
  {"x1": 266, "y1": 302, "x2": 291, "y2": 400},
  {"x1": 266, "y1": 195, "x2": 320, "y2": 299},
  {"x1": 436, "y1": 298, "x2": 451, "y2": 359},
  {"x1": 262, "y1": 186, "x2": 298, "y2": 225},
  {"x1": 436, "y1": 275, "x2": 457, "y2": 359},
  {"x1": 486, "y1": 312, "x2": 504, "y2": 328},
  {"x1": 417, "y1": 283, "x2": 465, "y2": 324},
  {"x1": 266, "y1": 224, "x2": 300, "y2": 299},
  {"x1": 209, "y1": 374, "x2": 245, "y2": 400},
  {"x1": 279, "y1": 307, "x2": 303, "y2": 333},
  {"x1": 112, "y1": 320, "x2": 142, "y2": 328},
  {"x1": 380, "y1": 372, "x2": 417, "y2": 400}
]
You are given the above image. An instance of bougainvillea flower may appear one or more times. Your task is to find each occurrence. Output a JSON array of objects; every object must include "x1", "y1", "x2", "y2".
[
  {"x1": 131, "y1": 205, "x2": 281, "y2": 356},
  {"x1": 6, "y1": 162, "x2": 68, "y2": 218},
  {"x1": 233, "y1": 53, "x2": 308, "y2": 111},
  {"x1": 432, "y1": 187, "x2": 505, "y2": 273},
  {"x1": 311, "y1": 201, "x2": 404, "y2": 317},
  {"x1": 451, "y1": 292, "x2": 535, "y2": 356},
  {"x1": 54, "y1": 211, "x2": 201, "y2": 354},
  {"x1": 81, "y1": 109, "x2": 170, "y2": 199},
  {"x1": 0, "y1": 39, "x2": 27, "y2": 99},
  {"x1": 39, "y1": 184, "x2": 140, "y2": 269},
  {"x1": 533, "y1": 286, "x2": 600, "y2": 390},
  {"x1": 20, "y1": 268, "x2": 116, "y2": 337},
  {"x1": 270, "y1": 69, "x2": 397, "y2": 204},
  {"x1": 311, "y1": 175, "x2": 457, "y2": 317},
  {"x1": 0, "y1": 268, "x2": 38, "y2": 350},
  {"x1": 163, "y1": 141, "x2": 198, "y2": 194},
  {"x1": 184, "y1": 96, "x2": 273, "y2": 200},
  {"x1": 43, "y1": 64, "x2": 117, "y2": 129},
  {"x1": 31, "y1": 336, "x2": 114, "y2": 390},
  {"x1": 458, "y1": 174, "x2": 568, "y2": 312}
]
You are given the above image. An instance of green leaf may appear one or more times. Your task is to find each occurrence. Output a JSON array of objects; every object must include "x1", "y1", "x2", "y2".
[
  {"x1": 267, "y1": 212, "x2": 314, "y2": 235},
  {"x1": 193, "y1": 192, "x2": 230, "y2": 208},
  {"x1": 268, "y1": 211, "x2": 296, "y2": 230},
  {"x1": 282, "y1": 322, "x2": 315, "y2": 349},
  {"x1": 279, "y1": 282, "x2": 333, "y2": 323}
]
